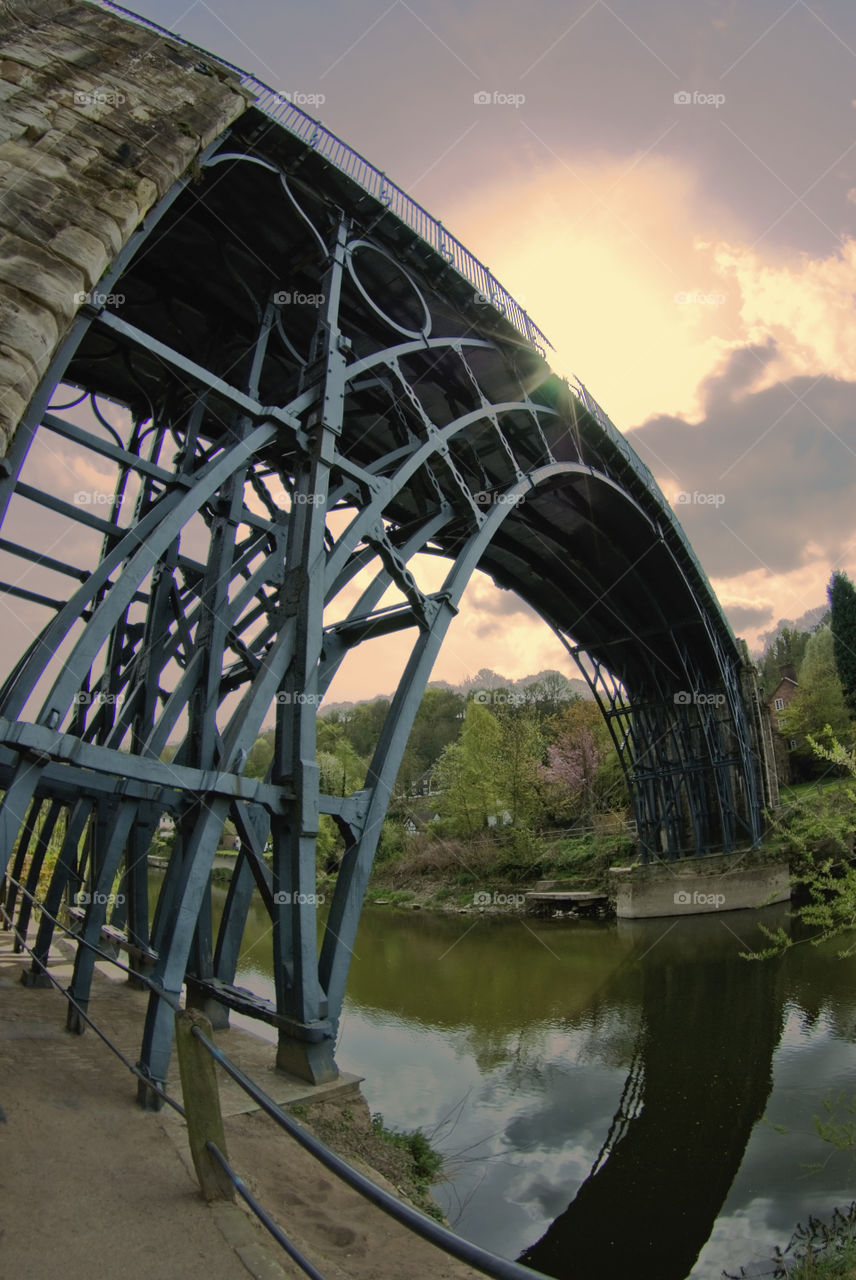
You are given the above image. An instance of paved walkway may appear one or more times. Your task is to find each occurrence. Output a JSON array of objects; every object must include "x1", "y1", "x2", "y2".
[{"x1": 0, "y1": 928, "x2": 483, "y2": 1280}]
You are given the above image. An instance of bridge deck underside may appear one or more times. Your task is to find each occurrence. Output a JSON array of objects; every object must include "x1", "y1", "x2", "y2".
[{"x1": 0, "y1": 104, "x2": 766, "y2": 1092}]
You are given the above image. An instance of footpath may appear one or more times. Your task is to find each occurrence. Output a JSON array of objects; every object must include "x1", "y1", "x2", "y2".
[{"x1": 0, "y1": 928, "x2": 482, "y2": 1280}]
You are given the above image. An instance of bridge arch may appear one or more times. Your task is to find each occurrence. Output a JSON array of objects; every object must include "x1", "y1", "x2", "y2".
[{"x1": 0, "y1": 0, "x2": 774, "y2": 1093}]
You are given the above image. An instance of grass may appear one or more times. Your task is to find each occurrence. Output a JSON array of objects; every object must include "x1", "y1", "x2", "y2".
[
  {"x1": 367, "y1": 828, "x2": 636, "y2": 905},
  {"x1": 789, "y1": 1238, "x2": 856, "y2": 1278},
  {"x1": 780, "y1": 776, "x2": 854, "y2": 804},
  {"x1": 370, "y1": 1113, "x2": 444, "y2": 1187},
  {"x1": 727, "y1": 1205, "x2": 856, "y2": 1279},
  {"x1": 286, "y1": 1096, "x2": 446, "y2": 1222}
]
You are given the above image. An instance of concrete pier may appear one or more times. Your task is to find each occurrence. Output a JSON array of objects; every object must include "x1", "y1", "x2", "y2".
[{"x1": 610, "y1": 855, "x2": 791, "y2": 919}]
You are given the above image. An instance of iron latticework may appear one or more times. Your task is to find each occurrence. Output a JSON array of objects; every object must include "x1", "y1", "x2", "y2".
[{"x1": 0, "y1": 9, "x2": 771, "y2": 1097}]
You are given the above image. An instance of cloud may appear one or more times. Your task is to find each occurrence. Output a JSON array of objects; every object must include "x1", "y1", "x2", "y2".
[
  {"x1": 446, "y1": 152, "x2": 746, "y2": 428},
  {"x1": 723, "y1": 603, "x2": 774, "y2": 634},
  {"x1": 756, "y1": 603, "x2": 827, "y2": 652},
  {"x1": 630, "y1": 345, "x2": 856, "y2": 581},
  {"x1": 711, "y1": 237, "x2": 856, "y2": 385}
]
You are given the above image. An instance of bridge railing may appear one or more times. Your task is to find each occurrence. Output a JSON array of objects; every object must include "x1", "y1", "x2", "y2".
[
  {"x1": 88, "y1": 0, "x2": 550, "y2": 354},
  {"x1": 1, "y1": 871, "x2": 550, "y2": 1280},
  {"x1": 85, "y1": 1, "x2": 737, "y2": 653}
]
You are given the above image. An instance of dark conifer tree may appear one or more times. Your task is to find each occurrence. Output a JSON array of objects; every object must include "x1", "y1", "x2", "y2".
[{"x1": 829, "y1": 570, "x2": 856, "y2": 715}]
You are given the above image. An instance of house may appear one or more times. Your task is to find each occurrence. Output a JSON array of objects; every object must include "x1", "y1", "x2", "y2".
[
  {"x1": 401, "y1": 805, "x2": 443, "y2": 834},
  {"x1": 767, "y1": 663, "x2": 799, "y2": 784}
]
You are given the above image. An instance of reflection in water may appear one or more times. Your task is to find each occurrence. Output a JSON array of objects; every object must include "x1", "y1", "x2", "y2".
[
  {"x1": 154, "y1": 876, "x2": 856, "y2": 1278},
  {"x1": 519, "y1": 912, "x2": 786, "y2": 1280}
]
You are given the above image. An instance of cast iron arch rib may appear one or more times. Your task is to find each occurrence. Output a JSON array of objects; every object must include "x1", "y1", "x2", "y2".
[{"x1": 0, "y1": 22, "x2": 771, "y2": 1095}]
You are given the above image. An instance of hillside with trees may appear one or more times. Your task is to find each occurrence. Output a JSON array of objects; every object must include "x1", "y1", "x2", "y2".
[{"x1": 760, "y1": 573, "x2": 856, "y2": 781}]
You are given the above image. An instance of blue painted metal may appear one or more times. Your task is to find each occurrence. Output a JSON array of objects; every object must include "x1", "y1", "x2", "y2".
[{"x1": 0, "y1": 6, "x2": 775, "y2": 1102}]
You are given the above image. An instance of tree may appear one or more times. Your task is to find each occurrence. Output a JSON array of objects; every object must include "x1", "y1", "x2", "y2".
[
  {"x1": 829, "y1": 570, "x2": 856, "y2": 716},
  {"x1": 540, "y1": 699, "x2": 613, "y2": 819},
  {"x1": 395, "y1": 687, "x2": 465, "y2": 795},
  {"x1": 244, "y1": 734, "x2": 274, "y2": 780},
  {"x1": 780, "y1": 627, "x2": 852, "y2": 771},
  {"x1": 493, "y1": 706, "x2": 544, "y2": 829},
  {"x1": 338, "y1": 698, "x2": 391, "y2": 758},
  {"x1": 434, "y1": 701, "x2": 504, "y2": 837},
  {"x1": 758, "y1": 624, "x2": 811, "y2": 700},
  {"x1": 435, "y1": 701, "x2": 546, "y2": 836}
]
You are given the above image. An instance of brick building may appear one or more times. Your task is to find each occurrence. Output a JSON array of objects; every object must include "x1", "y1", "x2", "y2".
[{"x1": 767, "y1": 664, "x2": 799, "y2": 785}]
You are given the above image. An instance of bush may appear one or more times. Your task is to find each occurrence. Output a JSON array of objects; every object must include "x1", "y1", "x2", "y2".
[
  {"x1": 726, "y1": 1203, "x2": 856, "y2": 1279},
  {"x1": 370, "y1": 1114, "x2": 443, "y2": 1186}
]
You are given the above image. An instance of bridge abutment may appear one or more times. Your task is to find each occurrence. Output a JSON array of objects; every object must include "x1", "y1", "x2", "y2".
[{"x1": 610, "y1": 855, "x2": 791, "y2": 919}]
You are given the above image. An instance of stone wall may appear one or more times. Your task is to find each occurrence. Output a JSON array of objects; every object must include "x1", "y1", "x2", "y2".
[
  {"x1": 611, "y1": 855, "x2": 791, "y2": 919},
  {"x1": 0, "y1": 0, "x2": 251, "y2": 453}
]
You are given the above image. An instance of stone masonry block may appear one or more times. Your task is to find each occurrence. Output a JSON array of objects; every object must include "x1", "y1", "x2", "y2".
[
  {"x1": 48, "y1": 225, "x2": 110, "y2": 289},
  {"x1": 0, "y1": 287, "x2": 59, "y2": 369},
  {"x1": 0, "y1": 232, "x2": 85, "y2": 320}
]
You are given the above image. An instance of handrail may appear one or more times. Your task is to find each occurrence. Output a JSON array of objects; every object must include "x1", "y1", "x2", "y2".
[
  {"x1": 85, "y1": 0, "x2": 550, "y2": 354},
  {"x1": 2, "y1": 873, "x2": 550, "y2": 1279},
  {"x1": 192, "y1": 1023, "x2": 552, "y2": 1280}
]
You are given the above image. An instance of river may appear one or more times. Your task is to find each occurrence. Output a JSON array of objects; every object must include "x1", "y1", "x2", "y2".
[{"x1": 169, "y1": 877, "x2": 856, "y2": 1279}]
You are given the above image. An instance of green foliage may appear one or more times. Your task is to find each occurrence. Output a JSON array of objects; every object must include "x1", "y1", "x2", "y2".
[
  {"x1": 315, "y1": 814, "x2": 342, "y2": 871},
  {"x1": 370, "y1": 1113, "x2": 444, "y2": 1186},
  {"x1": 727, "y1": 1203, "x2": 856, "y2": 1279},
  {"x1": 814, "y1": 1093, "x2": 856, "y2": 1155},
  {"x1": 494, "y1": 705, "x2": 544, "y2": 828},
  {"x1": 759, "y1": 624, "x2": 812, "y2": 700},
  {"x1": 781, "y1": 629, "x2": 853, "y2": 768},
  {"x1": 244, "y1": 735, "x2": 274, "y2": 779},
  {"x1": 330, "y1": 699, "x2": 390, "y2": 758},
  {"x1": 772, "y1": 777, "x2": 856, "y2": 860},
  {"x1": 317, "y1": 740, "x2": 366, "y2": 796},
  {"x1": 830, "y1": 570, "x2": 856, "y2": 717},
  {"x1": 375, "y1": 817, "x2": 408, "y2": 865},
  {"x1": 540, "y1": 698, "x2": 616, "y2": 820},
  {"x1": 434, "y1": 701, "x2": 545, "y2": 836},
  {"x1": 745, "y1": 733, "x2": 856, "y2": 960},
  {"x1": 395, "y1": 687, "x2": 465, "y2": 795},
  {"x1": 434, "y1": 701, "x2": 505, "y2": 836},
  {"x1": 829, "y1": 573, "x2": 854, "y2": 716}
]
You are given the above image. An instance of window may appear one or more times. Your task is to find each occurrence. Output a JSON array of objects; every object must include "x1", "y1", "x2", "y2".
[
  {"x1": 774, "y1": 697, "x2": 785, "y2": 711},
  {"x1": 789, "y1": 739, "x2": 798, "y2": 750}
]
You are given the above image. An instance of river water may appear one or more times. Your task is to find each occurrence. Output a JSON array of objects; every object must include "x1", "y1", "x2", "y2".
[{"x1": 180, "y1": 880, "x2": 856, "y2": 1280}]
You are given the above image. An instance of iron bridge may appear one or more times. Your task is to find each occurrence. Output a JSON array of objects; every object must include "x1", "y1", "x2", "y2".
[{"x1": 0, "y1": 0, "x2": 775, "y2": 1095}]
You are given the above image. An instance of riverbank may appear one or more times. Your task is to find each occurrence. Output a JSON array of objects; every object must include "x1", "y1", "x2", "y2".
[
  {"x1": 202, "y1": 826, "x2": 803, "y2": 921},
  {"x1": 0, "y1": 928, "x2": 485, "y2": 1280}
]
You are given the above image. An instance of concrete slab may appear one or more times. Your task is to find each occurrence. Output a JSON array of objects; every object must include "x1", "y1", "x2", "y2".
[{"x1": 610, "y1": 856, "x2": 791, "y2": 919}]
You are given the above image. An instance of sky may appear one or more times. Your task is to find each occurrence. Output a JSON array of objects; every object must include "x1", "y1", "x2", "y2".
[{"x1": 97, "y1": 0, "x2": 856, "y2": 696}]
